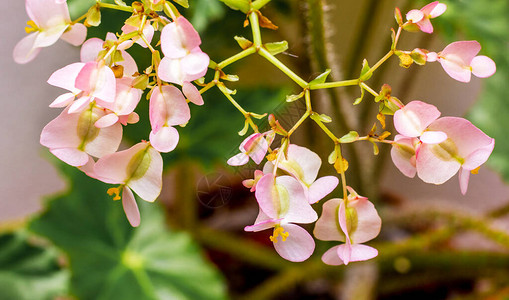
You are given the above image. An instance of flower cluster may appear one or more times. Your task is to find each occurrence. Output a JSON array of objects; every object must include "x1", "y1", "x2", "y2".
[
  {"x1": 14, "y1": 0, "x2": 498, "y2": 268},
  {"x1": 391, "y1": 101, "x2": 495, "y2": 194},
  {"x1": 17, "y1": 0, "x2": 209, "y2": 226}
]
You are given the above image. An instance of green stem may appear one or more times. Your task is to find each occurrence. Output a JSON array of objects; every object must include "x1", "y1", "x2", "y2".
[
  {"x1": 243, "y1": 260, "x2": 325, "y2": 300},
  {"x1": 360, "y1": 82, "x2": 378, "y2": 97},
  {"x1": 217, "y1": 84, "x2": 248, "y2": 115},
  {"x1": 217, "y1": 47, "x2": 256, "y2": 69},
  {"x1": 312, "y1": 117, "x2": 338, "y2": 143},
  {"x1": 287, "y1": 90, "x2": 312, "y2": 136},
  {"x1": 309, "y1": 79, "x2": 359, "y2": 90},
  {"x1": 195, "y1": 226, "x2": 292, "y2": 270},
  {"x1": 258, "y1": 48, "x2": 308, "y2": 88},
  {"x1": 97, "y1": 2, "x2": 133, "y2": 12},
  {"x1": 249, "y1": 12, "x2": 262, "y2": 46},
  {"x1": 334, "y1": 143, "x2": 349, "y2": 203},
  {"x1": 362, "y1": 50, "x2": 394, "y2": 81}
]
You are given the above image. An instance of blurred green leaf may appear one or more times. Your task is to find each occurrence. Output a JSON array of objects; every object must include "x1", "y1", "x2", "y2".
[
  {"x1": 29, "y1": 164, "x2": 228, "y2": 300},
  {"x1": 0, "y1": 232, "x2": 68, "y2": 300},
  {"x1": 436, "y1": 0, "x2": 509, "y2": 181},
  {"x1": 189, "y1": 0, "x2": 225, "y2": 32}
]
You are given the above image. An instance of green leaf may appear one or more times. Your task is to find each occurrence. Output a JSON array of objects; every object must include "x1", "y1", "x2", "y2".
[
  {"x1": 85, "y1": 5, "x2": 101, "y2": 27},
  {"x1": 190, "y1": 0, "x2": 225, "y2": 32},
  {"x1": 359, "y1": 59, "x2": 372, "y2": 81},
  {"x1": 218, "y1": 0, "x2": 250, "y2": 13},
  {"x1": 29, "y1": 164, "x2": 228, "y2": 300},
  {"x1": 309, "y1": 69, "x2": 331, "y2": 85},
  {"x1": 286, "y1": 91, "x2": 304, "y2": 102},
  {"x1": 316, "y1": 113, "x2": 332, "y2": 123},
  {"x1": 0, "y1": 232, "x2": 69, "y2": 300},
  {"x1": 234, "y1": 36, "x2": 253, "y2": 49},
  {"x1": 264, "y1": 41, "x2": 289, "y2": 56},
  {"x1": 173, "y1": 0, "x2": 190, "y2": 8},
  {"x1": 67, "y1": 0, "x2": 96, "y2": 19},
  {"x1": 339, "y1": 131, "x2": 359, "y2": 143},
  {"x1": 353, "y1": 87, "x2": 365, "y2": 105}
]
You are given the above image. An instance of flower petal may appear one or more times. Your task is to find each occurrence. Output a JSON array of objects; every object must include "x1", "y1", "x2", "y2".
[
  {"x1": 441, "y1": 41, "x2": 481, "y2": 66},
  {"x1": 50, "y1": 148, "x2": 89, "y2": 167},
  {"x1": 307, "y1": 176, "x2": 339, "y2": 204},
  {"x1": 439, "y1": 59, "x2": 472, "y2": 82},
  {"x1": 416, "y1": 142, "x2": 461, "y2": 184},
  {"x1": 406, "y1": 9, "x2": 424, "y2": 22},
  {"x1": 122, "y1": 186, "x2": 141, "y2": 227},
  {"x1": 278, "y1": 145, "x2": 322, "y2": 186},
  {"x1": 61, "y1": 23, "x2": 87, "y2": 46},
  {"x1": 94, "y1": 113, "x2": 119, "y2": 128},
  {"x1": 313, "y1": 198, "x2": 345, "y2": 242},
  {"x1": 390, "y1": 135, "x2": 418, "y2": 178},
  {"x1": 149, "y1": 126, "x2": 180, "y2": 153},
  {"x1": 471, "y1": 55, "x2": 496, "y2": 78},
  {"x1": 49, "y1": 92, "x2": 75, "y2": 108},
  {"x1": 458, "y1": 168, "x2": 470, "y2": 195},
  {"x1": 349, "y1": 198, "x2": 382, "y2": 244},
  {"x1": 181, "y1": 50, "x2": 209, "y2": 81},
  {"x1": 182, "y1": 81, "x2": 204, "y2": 105},
  {"x1": 128, "y1": 146, "x2": 163, "y2": 202},
  {"x1": 338, "y1": 243, "x2": 378, "y2": 264},
  {"x1": 420, "y1": 131, "x2": 447, "y2": 144},
  {"x1": 47, "y1": 62, "x2": 85, "y2": 92},
  {"x1": 321, "y1": 246, "x2": 344, "y2": 266},
  {"x1": 393, "y1": 101, "x2": 441, "y2": 137},
  {"x1": 276, "y1": 176, "x2": 318, "y2": 224},
  {"x1": 227, "y1": 152, "x2": 249, "y2": 166},
  {"x1": 26, "y1": 0, "x2": 70, "y2": 29},
  {"x1": 157, "y1": 57, "x2": 184, "y2": 85},
  {"x1": 94, "y1": 142, "x2": 148, "y2": 184},
  {"x1": 429, "y1": 3, "x2": 447, "y2": 18},
  {"x1": 13, "y1": 33, "x2": 42, "y2": 64},
  {"x1": 161, "y1": 16, "x2": 201, "y2": 58},
  {"x1": 273, "y1": 224, "x2": 315, "y2": 262},
  {"x1": 149, "y1": 85, "x2": 190, "y2": 131}
]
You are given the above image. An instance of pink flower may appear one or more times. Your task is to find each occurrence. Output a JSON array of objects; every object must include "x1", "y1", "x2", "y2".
[
  {"x1": 94, "y1": 78, "x2": 143, "y2": 128},
  {"x1": 427, "y1": 41, "x2": 496, "y2": 82},
  {"x1": 416, "y1": 117, "x2": 494, "y2": 194},
  {"x1": 158, "y1": 16, "x2": 209, "y2": 85},
  {"x1": 13, "y1": 0, "x2": 86, "y2": 64},
  {"x1": 93, "y1": 142, "x2": 163, "y2": 227},
  {"x1": 227, "y1": 132, "x2": 272, "y2": 166},
  {"x1": 47, "y1": 61, "x2": 117, "y2": 113},
  {"x1": 314, "y1": 187, "x2": 381, "y2": 266},
  {"x1": 40, "y1": 105, "x2": 122, "y2": 167},
  {"x1": 390, "y1": 135, "x2": 420, "y2": 178},
  {"x1": 149, "y1": 85, "x2": 191, "y2": 153},
  {"x1": 391, "y1": 100, "x2": 495, "y2": 194},
  {"x1": 80, "y1": 33, "x2": 139, "y2": 78},
  {"x1": 263, "y1": 144, "x2": 339, "y2": 204},
  {"x1": 393, "y1": 101, "x2": 447, "y2": 144},
  {"x1": 242, "y1": 170, "x2": 265, "y2": 192},
  {"x1": 245, "y1": 174, "x2": 318, "y2": 262},
  {"x1": 406, "y1": 1, "x2": 447, "y2": 34},
  {"x1": 121, "y1": 20, "x2": 155, "y2": 48}
]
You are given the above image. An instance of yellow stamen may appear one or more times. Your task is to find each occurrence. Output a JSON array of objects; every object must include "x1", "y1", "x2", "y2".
[
  {"x1": 269, "y1": 226, "x2": 289, "y2": 243},
  {"x1": 25, "y1": 20, "x2": 38, "y2": 34},
  {"x1": 471, "y1": 166, "x2": 481, "y2": 175},
  {"x1": 107, "y1": 187, "x2": 122, "y2": 201}
]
